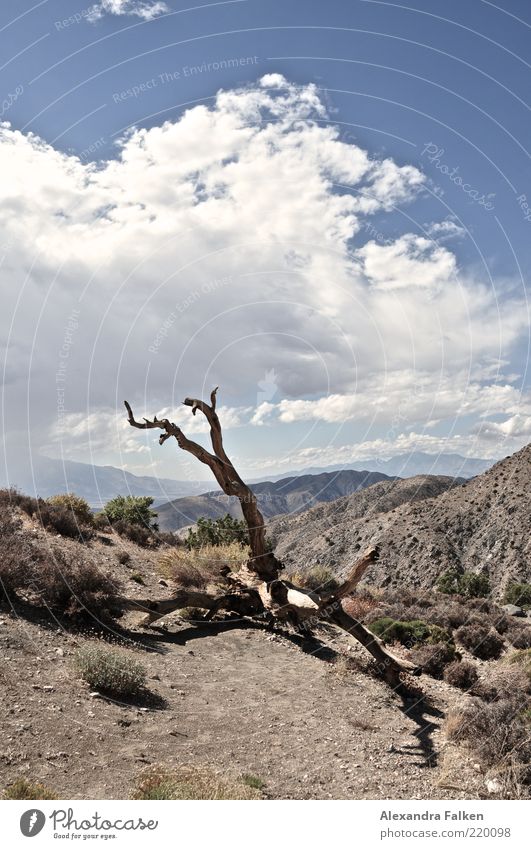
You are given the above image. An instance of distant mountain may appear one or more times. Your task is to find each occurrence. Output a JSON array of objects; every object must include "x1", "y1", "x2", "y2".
[
  {"x1": 155, "y1": 469, "x2": 395, "y2": 532},
  {"x1": 270, "y1": 444, "x2": 531, "y2": 595},
  {"x1": 256, "y1": 452, "x2": 492, "y2": 482},
  {"x1": 4, "y1": 457, "x2": 207, "y2": 506}
]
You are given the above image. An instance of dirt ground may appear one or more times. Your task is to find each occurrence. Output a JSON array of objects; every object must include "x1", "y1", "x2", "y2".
[{"x1": 0, "y1": 597, "x2": 485, "y2": 800}]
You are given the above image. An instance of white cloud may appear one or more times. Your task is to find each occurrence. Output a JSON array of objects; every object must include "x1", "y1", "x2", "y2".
[
  {"x1": 87, "y1": 0, "x2": 169, "y2": 23},
  {"x1": 0, "y1": 76, "x2": 528, "y2": 475}
]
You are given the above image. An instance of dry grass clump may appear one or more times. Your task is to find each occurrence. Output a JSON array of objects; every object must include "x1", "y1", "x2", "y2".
[
  {"x1": 158, "y1": 542, "x2": 249, "y2": 589},
  {"x1": 132, "y1": 764, "x2": 263, "y2": 800},
  {"x1": 3, "y1": 778, "x2": 58, "y2": 800},
  {"x1": 289, "y1": 564, "x2": 339, "y2": 592},
  {"x1": 75, "y1": 644, "x2": 146, "y2": 697},
  {"x1": 343, "y1": 594, "x2": 379, "y2": 621},
  {"x1": 443, "y1": 660, "x2": 479, "y2": 690},
  {"x1": 455, "y1": 623, "x2": 505, "y2": 660}
]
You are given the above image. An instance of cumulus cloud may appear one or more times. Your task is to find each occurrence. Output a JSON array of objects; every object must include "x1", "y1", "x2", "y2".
[
  {"x1": 87, "y1": 0, "x2": 169, "y2": 23},
  {"x1": 0, "y1": 75, "x2": 528, "y2": 477}
]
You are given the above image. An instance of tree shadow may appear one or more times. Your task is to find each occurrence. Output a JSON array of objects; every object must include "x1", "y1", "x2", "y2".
[{"x1": 393, "y1": 690, "x2": 446, "y2": 768}]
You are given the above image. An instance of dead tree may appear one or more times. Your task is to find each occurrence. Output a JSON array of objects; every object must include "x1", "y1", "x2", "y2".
[{"x1": 123, "y1": 390, "x2": 416, "y2": 686}]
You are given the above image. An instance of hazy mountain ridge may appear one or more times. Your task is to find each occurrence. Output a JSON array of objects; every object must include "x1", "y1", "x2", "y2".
[
  {"x1": 155, "y1": 469, "x2": 395, "y2": 532},
  {"x1": 270, "y1": 445, "x2": 531, "y2": 595}
]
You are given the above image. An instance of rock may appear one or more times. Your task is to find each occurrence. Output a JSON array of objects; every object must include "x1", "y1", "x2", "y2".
[
  {"x1": 501, "y1": 604, "x2": 525, "y2": 617},
  {"x1": 486, "y1": 777, "x2": 502, "y2": 794},
  {"x1": 158, "y1": 579, "x2": 168, "y2": 587},
  {"x1": 55, "y1": 648, "x2": 64, "y2": 657}
]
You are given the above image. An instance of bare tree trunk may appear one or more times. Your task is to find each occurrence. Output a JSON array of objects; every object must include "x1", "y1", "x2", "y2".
[{"x1": 123, "y1": 390, "x2": 417, "y2": 683}]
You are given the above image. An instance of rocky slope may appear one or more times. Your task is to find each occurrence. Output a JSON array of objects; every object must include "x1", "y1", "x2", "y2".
[
  {"x1": 156, "y1": 469, "x2": 394, "y2": 531},
  {"x1": 270, "y1": 444, "x2": 531, "y2": 594}
]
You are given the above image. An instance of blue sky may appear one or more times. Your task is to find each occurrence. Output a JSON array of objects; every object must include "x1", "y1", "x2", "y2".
[{"x1": 1, "y1": 0, "x2": 530, "y2": 483}]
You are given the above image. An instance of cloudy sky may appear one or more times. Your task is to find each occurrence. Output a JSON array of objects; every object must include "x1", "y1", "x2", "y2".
[{"x1": 1, "y1": 0, "x2": 530, "y2": 485}]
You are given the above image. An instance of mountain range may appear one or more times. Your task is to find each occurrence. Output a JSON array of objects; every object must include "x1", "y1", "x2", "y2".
[
  {"x1": 270, "y1": 444, "x2": 531, "y2": 595},
  {"x1": 155, "y1": 469, "x2": 395, "y2": 532},
  {"x1": 3, "y1": 450, "x2": 492, "y2": 508}
]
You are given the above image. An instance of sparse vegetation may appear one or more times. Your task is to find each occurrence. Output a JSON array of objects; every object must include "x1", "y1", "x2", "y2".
[
  {"x1": 445, "y1": 697, "x2": 531, "y2": 797},
  {"x1": 436, "y1": 566, "x2": 491, "y2": 599},
  {"x1": 132, "y1": 765, "x2": 263, "y2": 800},
  {"x1": 444, "y1": 660, "x2": 479, "y2": 690},
  {"x1": 130, "y1": 573, "x2": 145, "y2": 585},
  {"x1": 186, "y1": 514, "x2": 249, "y2": 549},
  {"x1": 3, "y1": 778, "x2": 59, "y2": 800},
  {"x1": 455, "y1": 623, "x2": 505, "y2": 660},
  {"x1": 113, "y1": 519, "x2": 152, "y2": 547},
  {"x1": 74, "y1": 645, "x2": 147, "y2": 697}
]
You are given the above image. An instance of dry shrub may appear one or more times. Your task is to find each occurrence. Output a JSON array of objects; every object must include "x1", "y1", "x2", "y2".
[
  {"x1": 113, "y1": 519, "x2": 151, "y2": 547},
  {"x1": 0, "y1": 516, "x2": 117, "y2": 613},
  {"x1": 75, "y1": 644, "x2": 146, "y2": 697},
  {"x1": 507, "y1": 625, "x2": 531, "y2": 650},
  {"x1": 343, "y1": 595, "x2": 379, "y2": 621},
  {"x1": 444, "y1": 660, "x2": 479, "y2": 690},
  {"x1": 507, "y1": 649, "x2": 531, "y2": 683},
  {"x1": 410, "y1": 642, "x2": 456, "y2": 679},
  {"x1": 445, "y1": 697, "x2": 531, "y2": 796},
  {"x1": 3, "y1": 778, "x2": 58, "y2": 800},
  {"x1": 158, "y1": 542, "x2": 248, "y2": 589},
  {"x1": 455, "y1": 623, "x2": 505, "y2": 660},
  {"x1": 289, "y1": 565, "x2": 339, "y2": 592},
  {"x1": 132, "y1": 764, "x2": 263, "y2": 800}
]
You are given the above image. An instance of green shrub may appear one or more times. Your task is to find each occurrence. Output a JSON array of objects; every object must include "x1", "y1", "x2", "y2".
[
  {"x1": 3, "y1": 778, "x2": 58, "y2": 800},
  {"x1": 75, "y1": 645, "x2": 146, "y2": 697},
  {"x1": 504, "y1": 583, "x2": 531, "y2": 609},
  {"x1": 455, "y1": 623, "x2": 504, "y2": 660},
  {"x1": 369, "y1": 617, "x2": 452, "y2": 647},
  {"x1": 132, "y1": 765, "x2": 262, "y2": 800},
  {"x1": 436, "y1": 566, "x2": 490, "y2": 599},
  {"x1": 47, "y1": 493, "x2": 94, "y2": 526},
  {"x1": 104, "y1": 496, "x2": 158, "y2": 529},
  {"x1": 186, "y1": 515, "x2": 249, "y2": 549}
]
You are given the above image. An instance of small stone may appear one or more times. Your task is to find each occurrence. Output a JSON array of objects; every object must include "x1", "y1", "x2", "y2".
[
  {"x1": 42, "y1": 685, "x2": 55, "y2": 692},
  {"x1": 89, "y1": 692, "x2": 101, "y2": 699},
  {"x1": 158, "y1": 579, "x2": 168, "y2": 587},
  {"x1": 55, "y1": 648, "x2": 64, "y2": 657}
]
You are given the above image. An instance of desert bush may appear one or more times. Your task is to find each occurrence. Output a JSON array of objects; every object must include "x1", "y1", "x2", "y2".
[
  {"x1": 444, "y1": 660, "x2": 479, "y2": 690},
  {"x1": 437, "y1": 566, "x2": 490, "y2": 599},
  {"x1": 155, "y1": 531, "x2": 182, "y2": 547},
  {"x1": 0, "y1": 487, "x2": 40, "y2": 516},
  {"x1": 290, "y1": 565, "x2": 339, "y2": 593},
  {"x1": 186, "y1": 514, "x2": 249, "y2": 549},
  {"x1": 369, "y1": 617, "x2": 452, "y2": 648},
  {"x1": 47, "y1": 493, "x2": 94, "y2": 526},
  {"x1": 75, "y1": 645, "x2": 146, "y2": 697},
  {"x1": 455, "y1": 623, "x2": 505, "y2": 660},
  {"x1": 116, "y1": 550, "x2": 131, "y2": 565},
  {"x1": 104, "y1": 495, "x2": 158, "y2": 529},
  {"x1": 410, "y1": 642, "x2": 456, "y2": 678},
  {"x1": 3, "y1": 778, "x2": 58, "y2": 800},
  {"x1": 93, "y1": 512, "x2": 112, "y2": 532},
  {"x1": 445, "y1": 697, "x2": 531, "y2": 795},
  {"x1": 343, "y1": 594, "x2": 379, "y2": 621},
  {"x1": 113, "y1": 519, "x2": 152, "y2": 546},
  {"x1": 506, "y1": 625, "x2": 531, "y2": 650},
  {"x1": 0, "y1": 516, "x2": 116, "y2": 612},
  {"x1": 132, "y1": 765, "x2": 262, "y2": 800},
  {"x1": 158, "y1": 542, "x2": 249, "y2": 589},
  {"x1": 504, "y1": 582, "x2": 531, "y2": 609}
]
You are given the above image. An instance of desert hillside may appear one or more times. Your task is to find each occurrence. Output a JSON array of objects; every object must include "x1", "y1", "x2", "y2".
[
  {"x1": 156, "y1": 469, "x2": 395, "y2": 531},
  {"x1": 271, "y1": 445, "x2": 531, "y2": 594}
]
